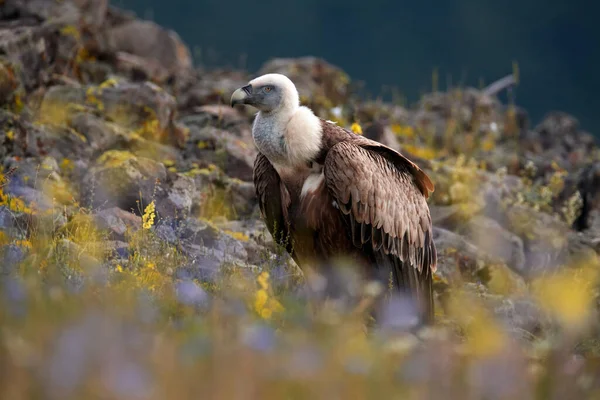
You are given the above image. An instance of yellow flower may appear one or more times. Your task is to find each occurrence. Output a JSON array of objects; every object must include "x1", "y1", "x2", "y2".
[
  {"x1": 533, "y1": 266, "x2": 598, "y2": 330},
  {"x1": 257, "y1": 271, "x2": 270, "y2": 290},
  {"x1": 391, "y1": 124, "x2": 415, "y2": 139},
  {"x1": 481, "y1": 137, "x2": 496, "y2": 152},
  {"x1": 402, "y1": 144, "x2": 437, "y2": 160},
  {"x1": 0, "y1": 231, "x2": 8, "y2": 245},
  {"x1": 253, "y1": 271, "x2": 284, "y2": 320},
  {"x1": 351, "y1": 122, "x2": 363, "y2": 135},
  {"x1": 14, "y1": 240, "x2": 32, "y2": 249},
  {"x1": 60, "y1": 158, "x2": 74, "y2": 172},
  {"x1": 142, "y1": 201, "x2": 156, "y2": 229},
  {"x1": 254, "y1": 289, "x2": 268, "y2": 313}
]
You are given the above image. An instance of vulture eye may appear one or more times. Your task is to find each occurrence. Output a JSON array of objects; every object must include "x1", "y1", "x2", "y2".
[{"x1": 263, "y1": 86, "x2": 272, "y2": 93}]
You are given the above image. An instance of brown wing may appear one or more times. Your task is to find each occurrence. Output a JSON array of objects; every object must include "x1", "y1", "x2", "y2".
[
  {"x1": 253, "y1": 153, "x2": 296, "y2": 261},
  {"x1": 323, "y1": 141, "x2": 437, "y2": 322}
]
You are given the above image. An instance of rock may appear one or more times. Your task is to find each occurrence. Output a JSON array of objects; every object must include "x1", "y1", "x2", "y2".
[
  {"x1": 0, "y1": 206, "x2": 26, "y2": 238},
  {"x1": 0, "y1": 110, "x2": 21, "y2": 159},
  {"x1": 0, "y1": 244, "x2": 27, "y2": 275},
  {"x1": 3, "y1": 183, "x2": 53, "y2": 212},
  {"x1": 113, "y1": 129, "x2": 183, "y2": 163},
  {"x1": 72, "y1": 0, "x2": 109, "y2": 29},
  {"x1": 103, "y1": 240, "x2": 130, "y2": 261},
  {"x1": 432, "y1": 227, "x2": 526, "y2": 294},
  {"x1": 2, "y1": 155, "x2": 79, "y2": 208},
  {"x1": 412, "y1": 88, "x2": 503, "y2": 146},
  {"x1": 81, "y1": 150, "x2": 167, "y2": 213},
  {"x1": 174, "y1": 279, "x2": 209, "y2": 308},
  {"x1": 181, "y1": 104, "x2": 250, "y2": 135},
  {"x1": 184, "y1": 165, "x2": 257, "y2": 220},
  {"x1": 175, "y1": 254, "x2": 225, "y2": 283},
  {"x1": 94, "y1": 207, "x2": 141, "y2": 240},
  {"x1": 458, "y1": 283, "x2": 547, "y2": 339},
  {"x1": 156, "y1": 217, "x2": 251, "y2": 282},
  {"x1": 564, "y1": 162, "x2": 600, "y2": 231},
  {"x1": 355, "y1": 103, "x2": 411, "y2": 126},
  {"x1": 40, "y1": 80, "x2": 185, "y2": 148},
  {"x1": 456, "y1": 216, "x2": 526, "y2": 275},
  {"x1": 0, "y1": 21, "x2": 57, "y2": 92},
  {"x1": 521, "y1": 112, "x2": 596, "y2": 170},
  {"x1": 177, "y1": 218, "x2": 248, "y2": 263},
  {"x1": 177, "y1": 69, "x2": 249, "y2": 111},
  {"x1": 52, "y1": 239, "x2": 103, "y2": 285},
  {"x1": 2, "y1": 156, "x2": 60, "y2": 189},
  {"x1": 505, "y1": 205, "x2": 574, "y2": 277},
  {"x1": 0, "y1": 0, "x2": 107, "y2": 27},
  {"x1": 258, "y1": 56, "x2": 351, "y2": 110},
  {"x1": 1, "y1": 100, "x2": 93, "y2": 161},
  {"x1": 0, "y1": 59, "x2": 20, "y2": 106},
  {"x1": 182, "y1": 124, "x2": 257, "y2": 181},
  {"x1": 429, "y1": 204, "x2": 466, "y2": 228},
  {"x1": 102, "y1": 20, "x2": 192, "y2": 80},
  {"x1": 69, "y1": 112, "x2": 120, "y2": 154},
  {"x1": 215, "y1": 219, "x2": 281, "y2": 266},
  {"x1": 156, "y1": 172, "x2": 195, "y2": 219}
]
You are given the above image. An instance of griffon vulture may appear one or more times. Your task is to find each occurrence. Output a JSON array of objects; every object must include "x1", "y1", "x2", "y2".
[{"x1": 231, "y1": 73, "x2": 437, "y2": 324}]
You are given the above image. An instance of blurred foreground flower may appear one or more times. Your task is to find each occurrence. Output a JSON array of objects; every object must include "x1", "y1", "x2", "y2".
[
  {"x1": 254, "y1": 271, "x2": 284, "y2": 320},
  {"x1": 532, "y1": 264, "x2": 599, "y2": 332},
  {"x1": 447, "y1": 291, "x2": 508, "y2": 357}
]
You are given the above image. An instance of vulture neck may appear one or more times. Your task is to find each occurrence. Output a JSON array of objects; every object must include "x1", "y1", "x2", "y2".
[{"x1": 253, "y1": 104, "x2": 324, "y2": 172}]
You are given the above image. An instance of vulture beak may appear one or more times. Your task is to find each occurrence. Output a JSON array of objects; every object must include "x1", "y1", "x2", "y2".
[{"x1": 230, "y1": 84, "x2": 253, "y2": 107}]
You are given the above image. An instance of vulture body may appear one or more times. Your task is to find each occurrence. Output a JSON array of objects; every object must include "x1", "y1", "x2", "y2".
[{"x1": 231, "y1": 74, "x2": 437, "y2": 324}]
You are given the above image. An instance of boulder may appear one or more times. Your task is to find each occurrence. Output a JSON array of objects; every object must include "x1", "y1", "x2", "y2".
[
  {"x1": 503, "y1": 201, "x2": 597, "y2": 278},
  {"x1": 432, "y1": 227, "x2": 527, "y2": 295},
  {"x1": 94, "y1": 207, "x2": 142, "y2": 241},
  {"x1": 182, "y1": 124, "x2": 257, "y2": 182},
  {"x1": 68, "y1": 112, "x2": 120, "y2": 154},
  {"x1": 156, "y1": 217, "x2": 251, "y2": 282},
  {"x1": 0, "y1": 22, "x2": 58, "y2": 92},
  {"x1": 102, "y1": 20, "x2": 193, "y2": 80},
  {"x1": 521, "y1": 112, "x2": 596, "y2": 171},
  {"x1": 177, "y1": 69, "x2": 249, "y2": 111},
  {"x1": 0, "y1": 0, "x2": 108, "y2": 27},
  {"x1": 157, "y1": 172, "x2": 195, "y2": 219},
  {"x1": 81, "y1": 150, "x2": 167, "y2": 213},
  {"x1": 184, "y1": 164, "x2": 257, "y2": 220},
  {"x1": 0, "y1": 244, "x2": 27, "y2": 275},
  {"x1": 456, "y1": 216, "x2": 526, "y2": 275},
  {"x1": 40, "y1": 80, "x2": 185, "y2": 147}
]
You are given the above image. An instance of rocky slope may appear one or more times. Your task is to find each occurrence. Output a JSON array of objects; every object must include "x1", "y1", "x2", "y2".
[{"x1": 1, "y1": 0, "x2": 600, "y2": 397}]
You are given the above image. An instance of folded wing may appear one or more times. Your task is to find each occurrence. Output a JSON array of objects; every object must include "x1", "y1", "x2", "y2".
[
  {"x1": 323, "y1": 141, "x2": 437, "y2": 321},
  {"x1": 253, "y1": 153, "x2": 295, "y2": 261}
]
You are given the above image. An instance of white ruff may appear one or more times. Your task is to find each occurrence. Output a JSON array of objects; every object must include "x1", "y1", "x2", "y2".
[{"x1": 284, "y1": 106, "x2": 323, "y2": 167}]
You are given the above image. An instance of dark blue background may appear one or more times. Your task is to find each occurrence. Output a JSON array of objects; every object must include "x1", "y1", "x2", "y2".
[{"x1": 115, "y1": 0, "x2": 599, "y2": 135}]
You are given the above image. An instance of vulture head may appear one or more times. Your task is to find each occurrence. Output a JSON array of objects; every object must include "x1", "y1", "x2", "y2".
[
  {"x1": 230, "y1": 73, "x2": 323, "y2": 167},
  {"x1": 230, "y1": 73, "x2": 300, "y2": 113}
]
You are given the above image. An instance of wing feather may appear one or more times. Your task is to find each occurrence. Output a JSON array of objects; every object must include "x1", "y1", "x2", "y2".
[
  {"x1": 323, "y1": 141, "x2": 437, "y2": 321},
  {"x1": 253, "y1": 153, "x2": 295, "y2": 261}
]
